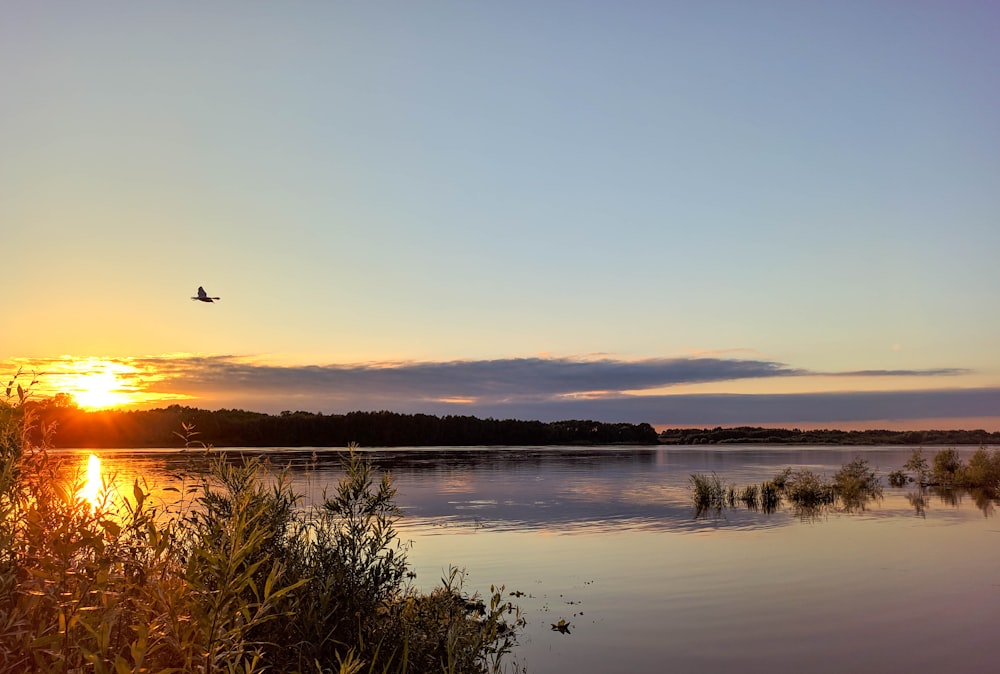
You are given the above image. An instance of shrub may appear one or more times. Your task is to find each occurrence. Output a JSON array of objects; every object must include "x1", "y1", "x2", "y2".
[
  {"x1": 832, "y1": 457, "x2": 882, "y2": 510},
  {"x1": 903, "y1": 449, "x2": 930, "y2": 487},
  {"x1": 931, "y1": 448, "x2": 964, "y2": 487},
  {"x1": 961, "y1": 447, "x2": 1000, "y2": 493},
  {"x1": 784, "y1": 469, "x2": 835, "y2": 507}
]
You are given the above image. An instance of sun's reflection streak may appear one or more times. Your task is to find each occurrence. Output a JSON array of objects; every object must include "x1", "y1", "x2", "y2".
[{"x1": 77, "y1": 454, "x2": 103, "y2": 508}]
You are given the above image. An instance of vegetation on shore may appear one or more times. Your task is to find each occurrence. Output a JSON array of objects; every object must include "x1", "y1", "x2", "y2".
[
  {"x1": 27, "y1": 397, "x2": 659, "y2": 448},
  {"x1": 1, "y1": 377, "x2": 523, "y2": 673},
  {"x1": 662, "y1": 426, "x2": 999, "y2": 446},
  {"x1": 691, "y1": 447, "x2": 1000, "y2": 519}
]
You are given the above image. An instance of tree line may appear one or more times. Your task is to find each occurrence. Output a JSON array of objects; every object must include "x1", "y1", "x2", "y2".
[
  {"x1": 27, "y1": 400, "x2": 660, "y2": 448},
  {"x1": 659, "y1": 426, "x2": 1000, "y2": 445}
]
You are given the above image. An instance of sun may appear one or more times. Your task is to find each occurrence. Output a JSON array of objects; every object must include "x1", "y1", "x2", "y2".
[{"x1": 71, "y1": 371, "x2": 130, "y2": 410}]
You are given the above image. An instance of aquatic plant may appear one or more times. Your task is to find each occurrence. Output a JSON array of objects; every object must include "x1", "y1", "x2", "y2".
[
  {"x1": 783, "y1": 469, "x2": 835, "y2": 508},
  {"x1": 931, "y1": 448, "x2": 964, "y2": 487},
  {"x1": 961, "y1": 447, "x2": 1000, "y2": 493},
  {"x1": 903, "y1": 449, "x2": 930, "y2": 487},
  {"x1": 832, "y1": 457, "x2": 882, "y2": 510},
  {"x1": 689, "y1": 472, "x2": 729, "y2": 516},
  {"x1": 770, "y1": 467, "x2": 794, "y2": 491},
  {"x1": 759, "y1": 480, "x2": 782, "y2": 513},
  {"x1": 738, "y1": 484, "x2": 760, "y2": 509}
]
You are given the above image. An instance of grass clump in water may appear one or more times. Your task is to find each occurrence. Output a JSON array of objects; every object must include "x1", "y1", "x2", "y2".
[
  {"x1": 783, "y1": 469, "x2": 836, "y2": 508},
  {"x1": 689, "y1": 472, "x2": 730, "y2": 516},
  {"x1": 832, "y1": 457, "x2": 882, "y2": 511}
]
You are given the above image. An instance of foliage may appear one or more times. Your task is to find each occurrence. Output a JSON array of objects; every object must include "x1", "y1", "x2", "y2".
[
  {"x1": 28, "y1": 402, "x2": 659, "y2": 448},
  {"x1": 689, "y1": 448, "x2": 1000, "y2": 519},
  {"x1": 903, "y1": 449, "x2": 930, "y2": 487},
  {"x1": 689, "y1": 473, "x2": 730, "y2": 517},
  {"x1": 931, "y1": 448, "x2": 964, "y2": 487},
  {"x1": 831, "y1": 457, "x2": 882, "y2": 510},
  {"x1": 962, "y1": 447, "x2": 1000, "y2": 493},
  {"x1": 783, "y1": 469, "x2": 836, "y2": 508},
  {"x1": 691, "y1": 461, "x2": 886, "y2": 517},
  {"x1": 660, "y1": 426, "x2": 1000, "y2": 446},
  {"x1": 0, "y1": 376, "x2": 522, "y2": 674}
]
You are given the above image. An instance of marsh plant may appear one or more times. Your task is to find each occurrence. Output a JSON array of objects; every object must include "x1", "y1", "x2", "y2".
[
  {"x1": 0, "y1": 377, "x2": 523, "y2": 674},
  {"x1": 903, "y1": 449, "x2": 931, "y2": 487},
  {"x1": 832, "y1": 458, "x2": 883, "y2": 511},
  {"x1": 895, "y1": 447, "x2": 1000, "y2": 494},
  {"x1": 691, "y1": 459, "x2": 883, "y2": 518},
  {"x1": 689, "y1": 472, "x2": 730, "y2": 517},
  {"x1": 692, "y1": 447, "x2": 1000, "y2": 520}
]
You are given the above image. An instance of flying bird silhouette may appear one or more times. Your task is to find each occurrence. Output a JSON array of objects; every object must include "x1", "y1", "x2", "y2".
[{"x1": 192, "y1": 286, "x2": 220, "y2": 303}]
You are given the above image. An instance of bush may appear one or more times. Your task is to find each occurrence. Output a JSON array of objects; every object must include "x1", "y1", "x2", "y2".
[
  {"x1": 832, "y1": 457, "x2": 882, "y2": 509},
  {"x1": 961, "y1": 447, "x2": 1000, "y2": 493},
  {"x1": 903, "y1": 449, "x2": 930, "y2": 487},
  {"x1": 784, "y1": 469, "x2": 835, "y2": 507},
  {"x1": 0, "y1": 379, "x2": 522, "y2": 674},
  {"x1": 931, "y1": 448, "x2": 964, "y2": 487}
]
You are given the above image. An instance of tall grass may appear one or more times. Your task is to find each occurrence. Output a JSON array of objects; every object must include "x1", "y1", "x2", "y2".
[
  {"x1": 690, "y1": 448, "x2": 1000, "y2": 519},
  {"x1": 0, "y1": 377, "x2": 522, "y2": 674},
  {"x1": 690, "y1": 460, "x2": 885, "y2": 517},
  {"x1": 689, "y1": 473, "x2": 729, "y2": 516}
]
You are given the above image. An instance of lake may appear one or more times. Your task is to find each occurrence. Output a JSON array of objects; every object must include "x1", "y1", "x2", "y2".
[{"x1": 59, "y1": 445, "x2": 1000, "y2": 673}]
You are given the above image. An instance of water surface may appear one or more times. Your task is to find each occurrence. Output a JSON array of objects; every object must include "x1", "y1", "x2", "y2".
[{"x1": 62, "y1": 445, "x2": 1000, "y2": 673}]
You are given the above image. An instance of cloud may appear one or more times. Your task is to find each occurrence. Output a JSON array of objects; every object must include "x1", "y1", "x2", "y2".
[
  {"x1": 6, "y1": 354, "x2": 988, "y2": 427},
  {"x1": 133, "y1": 354, "x2": 807, "y2": 403},
  {"x1": 827, "y1": 368, "x2": 970, "y2": 377},
  {"x1": 454, "y1": 388, "x2": 1000, "y2": 426}
]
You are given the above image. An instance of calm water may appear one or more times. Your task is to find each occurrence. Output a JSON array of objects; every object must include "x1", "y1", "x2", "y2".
[{"x1": 60, "y1": 445, "x2": 1000, "y2": 673}]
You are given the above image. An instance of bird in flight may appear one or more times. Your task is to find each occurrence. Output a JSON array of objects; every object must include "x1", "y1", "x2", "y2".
[{"x1": 192, "y1": 286, "x2": 220, "y2": 303}]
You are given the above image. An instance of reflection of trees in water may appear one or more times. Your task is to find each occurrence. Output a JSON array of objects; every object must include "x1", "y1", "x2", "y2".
[
  {"x1": 969, "y1": 488, "x2": 996, "y2": 517},
  {"x1": 906, "y1": 489, "x2": 928, "y2": 518},
  {"x1": 899, "y1": 486, "x2": 997, "y2": 518}
]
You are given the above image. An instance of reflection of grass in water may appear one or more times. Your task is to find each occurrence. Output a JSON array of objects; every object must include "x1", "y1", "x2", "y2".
[{"x1": 907, "y1": 490, "x2": 928, "y2": 518}]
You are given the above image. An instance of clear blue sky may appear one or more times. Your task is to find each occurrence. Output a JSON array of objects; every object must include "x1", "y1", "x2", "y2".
[{"x1": 4, "y1": 2, "x2": 999, "y2": 429}]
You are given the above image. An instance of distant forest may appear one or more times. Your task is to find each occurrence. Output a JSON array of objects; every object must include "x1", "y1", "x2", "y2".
[
  {"x1": 26, "y1": 401, "x2": 660, "y2": 448},
  {"x1": 16, "y1": 399, "x2": 999, "y2": 448},
  {"x1": 659, "y1": 426, "x2": 1000, "y2": 446}
]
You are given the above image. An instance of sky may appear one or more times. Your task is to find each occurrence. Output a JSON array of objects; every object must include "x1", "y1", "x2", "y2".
[{"x1": 3, "y1": 1, "x2": 1000, "y2": 430}]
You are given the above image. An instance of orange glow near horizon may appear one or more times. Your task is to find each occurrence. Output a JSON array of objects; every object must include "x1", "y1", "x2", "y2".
[{"x1": 34, "y1": 357, "x2": 181, "y2": 410}]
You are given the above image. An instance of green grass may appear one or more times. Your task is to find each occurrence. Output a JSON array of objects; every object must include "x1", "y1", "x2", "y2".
[{"x1": 0, "y1": 377, "x2": 523, "y2": 674}]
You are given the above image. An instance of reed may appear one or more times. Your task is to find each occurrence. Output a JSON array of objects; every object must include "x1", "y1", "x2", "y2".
[
  {"x1": 782, "y1": 469, "x2": 836, "y2": 508},
  {"x1": 689, "y1": 472, "x2": 729, "y2": 515},
  {"x1": 759, "y1": 481, "x2": 781, "y2": 513}
]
